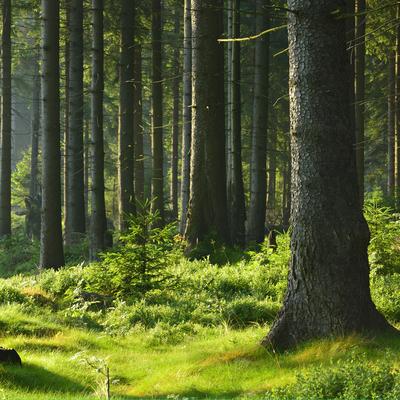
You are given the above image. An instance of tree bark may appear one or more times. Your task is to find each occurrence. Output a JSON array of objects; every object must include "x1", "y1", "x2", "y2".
[
  {"x1": 179, "y1": 0, "x2": 192, "y2": 234},
  {"x1": 0, "y1": 0, "x2": 12, "y2": 237},
  {"x1": 118, "y1": 0, "x2": 135, "y2": 231},
  {"x1": 263, "y1": 0, "x2": 393, "y2": 350},
  {"x1": 185, "y1": 0, "x2": 229, "y2": 246},
  {"x1": 40, "y1": 0, "x2": 65, "y2": 269},
  {"x1": 355, "y1": 0, "x2": 366, "y2": 206},
  {"x1": 134, "y1": 44, "x2": 144, "y2": 205},
  {"x1": 227, "y1": 0, "x2": 245, "y2": 246},
  {"x1": 396, "y1": 3, "x2": 400, "y2": 207},
  {"x1": 171, "y1": 7, "x2": 181, "y2": 220},
  {"x1": 388, "y1": 52, "x2": 396, "y2": 198},
  {"x1": 89, "y1": 0, "x2": 107, "y2": 259},
  {"x1": 247, "y1": 0, "x2": 270, "y2": 243},
  {"x1": 65, "y1": 0, "x2": 85, "y2": 244},
  {"x1": 151, "y1": 0, "x2": 164, "y2": 223}
]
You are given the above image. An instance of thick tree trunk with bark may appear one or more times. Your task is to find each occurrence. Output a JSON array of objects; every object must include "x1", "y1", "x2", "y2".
[
  {"x1": 0, "y1": 0, "x2": 12, "y2": 237},
  {"x1": 171, "y1": 8, "x2": 180, "y2": 220},
  {"x1": 355, "y1": 0, "x2": 366, "y2": 206},
  {"x1": 118, "y1": 0, "x2": 135, "y2": 231},
  {"x1": 228, "y1": 0, "x2": 245, "y2": 246},
  {"x1": 396, "y1": 4, "x2": 400, "y2": 206},
  {"x1": 247, "y1": 0, "x2": 270, "y2": 243},
  {"x1": 151, "y1": 0, "x2": 164, "y2": 223},
  {"x1": 185, "y1": 0, "x2": 229, "y2": 246},
  {"x1": 388, "y1": 52, "x2": 396, "y2": 198},
  {"x1": 65, "y1": 0, "x2": 85, "y2": 244},
  {"x1": 179, "y1": 0, "x2": 192, "y2": 234},
  {"x1": 263, "y1": 0, "x2": 393, "y2": 350},
  {"x1": 89, "y1": 0, "x2": 107, "y2": 259},
  {"x1": 40, "y1": 0, "x2": 65, "y2": 268},
  {"x1": 134, "y1": 44, "x2": 144, "y2": 205}
]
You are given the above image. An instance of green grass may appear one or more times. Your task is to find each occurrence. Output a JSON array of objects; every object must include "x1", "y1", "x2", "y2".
[{"x1": 0, "y1": 305, "x2": 399, "y2": 399}]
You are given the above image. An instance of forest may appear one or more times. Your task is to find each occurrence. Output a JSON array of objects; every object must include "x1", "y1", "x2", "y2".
[{"x1": 0, "y1": 0, "x2": 399, "y2": 399}]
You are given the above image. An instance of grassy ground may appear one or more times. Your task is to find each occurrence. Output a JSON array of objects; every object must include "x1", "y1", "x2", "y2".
[{"x1": 0, "y1": 305, "x2": 399, "y2": 399}]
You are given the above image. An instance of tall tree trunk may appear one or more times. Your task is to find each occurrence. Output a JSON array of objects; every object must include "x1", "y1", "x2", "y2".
[
  {"x1": 355, "y1": 0, "x2": 366, "y2": 206},
  {"x1": 151, "y1": 0, "x2": 164, "y2": 223},
  {"x1": 40, "y1": 0, "x2": 65, "y2": 268},
  {"x1": 228, "y1": 0, "x2": 245, "y2": 246},
  {"x1": 134, "y1": 44, "x2": 144, "y2": 205},
  {"x1": 226, "y1": 0, "x2": 233, "y2": 194},
  {"x1": 247, "y1": 0, "x2": 270, "y2": 243},
  {"x1": 266, "y1": 129, "x2": 276, "y2": 215},
  {"x1": 0, "y1": 0, "x2": 12, "y2": 237},
  {"x1": 89, "y1": 0, "x2": 107, "y2": 259},
  {"x1": 118, "y1": 0, "x2": 135, "y2": 230},
  {"x1": 263, "y1": 0, "x2": 393, "y2": 350},
  {"x1": 396, "y1": 3, "x2": 400, "y2": 207},
  {"x1": 63, "y1": 0, "x2": 70, "y2": 237},
  {"x1": 185, "y1": 0, "x2": 229, "y2": 246},
  {"x1": 388, "y1": 52, "x2": 396, "y2": 198},
  {"x1": 179, "y1": 0, "x2": 192, "y2": 234},
  {"x1": 171, "y1": 8, "x2": 180, "y2": 220},
  {"x1": 65, "y1": 0, "x2": 85, "y2": 244}
]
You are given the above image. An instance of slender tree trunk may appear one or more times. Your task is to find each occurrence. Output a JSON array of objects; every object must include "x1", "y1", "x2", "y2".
[
  {"x1": 118, "y1": 0, "x2": 135, "y2": 230},
  {"x1": 388, "y1": 52, "x2": 396, "y2": 198},
  {"x1": 65, "y1": 0, "x2": 85, "y2": 244},
  {"x1": 185, "y1": 0, "x2": 229, "y2": 246},
  {"x1": 227, "y1": 0, "x2": 245, "y2": 246},
  {"x1": 84, "y1": 119, "x2": 89, "y2": 228},
  {"x1": 63, "y1": 0, "x2": 70, "y2": 237},
  {"x1": 264, "y1": 0, "x2": 393, "y2": 350},
  {"x1": 0, "y1": 0, "x2": 12, "y2": 237},
  {"x1": 134, "y1": 44, "x2": 144, "y2": 205},
  {"x1": 226, "y1": 0, "x2": 233, "y2": 192},
  {"x1": 89, "y1": 0, "x2": 107, "y2": 259},
  {"x1": 40, "y1": 0, "x2": 65, "y2": 269},
  {"x1": 266, "y1": 129, "x2": 276, "y2": 214},
  {"x1": 171, "y1": 8, "x2": 180, "y2": 220},
  {"x1": 355, "y1": 0, "x2": 366, "y2": 206},
  {"x1": 247, "y1": 0, "x2": 270, "y2": 243},
  {"x1": 151, "y1": 0, "x2": 164, "y2": 223},
  {"x1": 179, "y1": 0, "x2": 192, "y2": 234},
  {"x1": 396, "y1": 3, "x2": 400, "y2": 207}
]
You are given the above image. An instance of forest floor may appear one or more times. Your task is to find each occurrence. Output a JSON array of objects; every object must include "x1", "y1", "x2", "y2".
[{"x1": 0, "y1": 308, "x2": 399, "y2": 399}]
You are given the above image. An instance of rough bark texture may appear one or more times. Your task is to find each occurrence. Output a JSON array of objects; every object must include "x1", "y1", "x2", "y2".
[
  {"x1": 355, "y1": 0, "x2": 366, "y2": 206},
  {"x1": 65, "y1": 0, "x2": 85, "y2": 244},
  {"x1": 247, "y1": 0, "x2": 270, "y2": 243},
  {"x1": 388, "y1": 52, "x2": 396, "y2": 198},
  {"x1": 40, "y1": 0, "x2": 65, "y2": 268},
  {"x1": 118, "y1": 0, "x2": 135, "y2": 230},
  {"x1": 134, "y1": 44, "x2": 144, "y2": 205},
  {"x1": 185, "y1": 0, "x2": 229, "y2": 246},
  {"x1": 228, "y1": 0, "x2": 245, "y2": 246},
  {"x1": 89, "y1": 0, "x2": 107, "y2": 259},
  {"x1": 171, "y1": 8, "x2": 180, "y2": 220},
  {"x1": 151, "y1": 0, "x2": 164, "y2": 223},
  {"x1": 263, "y1": 0, "x2": 393, "y2": 350},
  {"x1": 0, "y1": 0, "x2": 12, "y2": 237},
  {"x1": 179, "y1": 0, "x2": 192, "y2": 234},
  {"x1": 396, "y1": 4, "x2": 400, "y2": 206}
]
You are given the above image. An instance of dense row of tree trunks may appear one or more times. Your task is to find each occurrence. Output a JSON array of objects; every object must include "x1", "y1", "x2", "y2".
[
  {"x1": 40, "y1": 0, "x2": 64, "y2": 268},
  {"x1": 65, "y1": 0, "x2": 85, "y2": 244},
  {"x1": 89, "y1": 0, "x2": 107, "y2": 259},
  {"x1": 388, "y1": 52, "x2": 396, "y2": 198},
  {"x1": 0, "y1": 0, "x2": 12, "y2": 237},
  {"x1": 185, "y1": 0, "x2": 229, "y2": 246},
  {"x1": 171, "y1": 9, "x2": 180, "y2": 220},
  {"x1": 227, "y1": 0, "x2": 245, "y2": 246},
  {"x1": 151, "y1": 0, "x2": 164, "y2": 223},
  {"x1": 118, "y1": 0, "x2": 135, "y2": 231},
  {"x1": 355, "y1": 0, "x2": 366, "y2": 206},
  {"x1": 264, "y1": 0, "x2": 392, "y2": 350},
  {"x1": 179, "y1": 0, "x2": 192, "y2": 234},
  {"x1": 247, "y1": 0, "x2": 270, "y2": 244},
  {"x1": 134, "y1": 44, "x2": 144, "y2": 205}
]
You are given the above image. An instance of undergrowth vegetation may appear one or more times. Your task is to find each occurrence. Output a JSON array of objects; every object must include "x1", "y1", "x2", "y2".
[{"x1": 0, "y1": 201, "x2": 398, "y2": 398}]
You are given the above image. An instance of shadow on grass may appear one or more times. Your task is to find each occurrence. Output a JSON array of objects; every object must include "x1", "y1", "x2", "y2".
[{"x1": 0, "y1": 362, "x2": 87, "y2": 393}]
